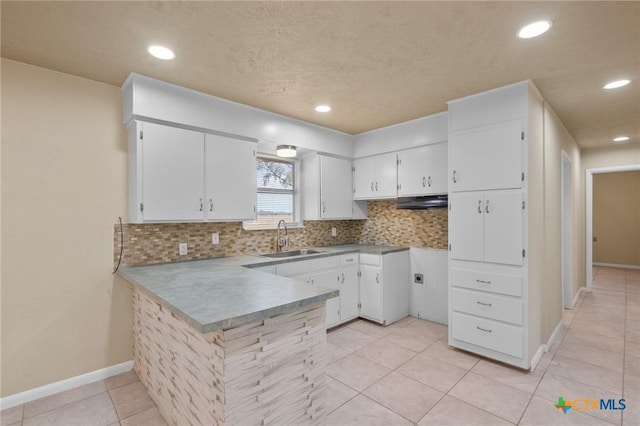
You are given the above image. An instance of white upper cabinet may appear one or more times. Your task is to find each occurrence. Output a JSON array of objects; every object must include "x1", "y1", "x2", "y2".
[
  {"x1": 397, "y1": 143, "x2": 447, "y2": 196},
  {"x1": 129, "y1": 120, "x2": 257, "y2": 223},
  {"x1": 450, "y1": 121, "x2": 524, "y2": 192},
  {"x1": 353, "y1": 152, "x2": 397, "y2": 200},
  {"x1": 320, "y1": 156, "x2": 355, "y2": 219},
  {"x1": 140, "y1": 122, "x2": 205, "y2": 222},
  {"x1": 205, "y1": 134, "x2": 256, "y2": 221},
  {"x1": 449, "y1": 190, "x2": 524, "y2": 267},
  {"x1": 302, "y1": 153, "x2": 366, "y2": 220}
]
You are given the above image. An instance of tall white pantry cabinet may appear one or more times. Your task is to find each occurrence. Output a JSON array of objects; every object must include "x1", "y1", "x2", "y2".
[{"x1": 447, "y1": 81, "x2": 546, "y2": 370}]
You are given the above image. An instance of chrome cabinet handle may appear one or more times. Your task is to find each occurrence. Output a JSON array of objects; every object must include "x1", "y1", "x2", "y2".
[
  {"x1": 478, "y1": 200, "x2": 482, "y2": 214},
  {"x1": 428, "y1": 176, "x2": 432, "y2": 187},
  {"x1": 371, "y1": 182, "x2": 374, "y2": 192},
  {"x1": 209, "y1": 199, "x2": 213, "y2": 212},
  {"x1": 376, "y1": 273, "x2": 380, "y2": 284},
  {"x1": 485, "y1": 200, "x2": 490, "y2": 214},
  {"x1": 475, "y1": 279, "x2": 492, "y2": 284},
  {"x1": 476, "y1": 326, "x2": 492, "y2": 333},
  {"x1": 375, "y1": 182, "x2": 378, "y2": 191},
  {"x1": 453, "y1": 170, "x2": 457, "y2": 183},
  {"x1": 476, "y1": 301, "x2": 492, "y2": 307},
  {"x1": 342, "y1": 273, "x2": 345, "y2": 284},
  {"x1": 422, "y1": 176, "x2": 426, "y2": 187},
  {"x1": 322, "y1": 202, "x2": 326, "y2": 213},
  {"x1": 199, "y1": 198, "x2": 203, "y2": 212}
]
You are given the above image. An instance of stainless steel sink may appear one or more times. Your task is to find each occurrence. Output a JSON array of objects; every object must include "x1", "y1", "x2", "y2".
[{"x1": 261, "y1": 249, "x2": 322, "y2": 258}]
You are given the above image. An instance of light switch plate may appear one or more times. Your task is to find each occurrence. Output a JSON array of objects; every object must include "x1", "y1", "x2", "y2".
[
  {"x1": 331, "y1": 227, "x2": 337, "y2": 237},
  {"x1": 179, "y1": 243, "x2": 188, "y2": 255},
  {"x1": 212, "y1": 233, "x2": 220, "y2": 245}
]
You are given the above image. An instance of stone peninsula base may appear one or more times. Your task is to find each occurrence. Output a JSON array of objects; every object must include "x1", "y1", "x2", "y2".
[{"x1": 133, "y1": 289, "x2": 328, "y2": 425}]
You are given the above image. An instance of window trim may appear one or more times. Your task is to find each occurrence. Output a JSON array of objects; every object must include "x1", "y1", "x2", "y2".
[{"x1": 242, "y1": 154, "x2": 303, "y2": 230}]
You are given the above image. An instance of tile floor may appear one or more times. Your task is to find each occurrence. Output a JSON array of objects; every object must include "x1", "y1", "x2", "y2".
[{"x1": 2, "y1": 266, "x2": 638, "y2": 425}]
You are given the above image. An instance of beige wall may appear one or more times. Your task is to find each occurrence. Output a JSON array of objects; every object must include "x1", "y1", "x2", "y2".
[
  {"x1": 543, "y1": 104, "x2": 584, "y2": 317},
  {"x1": 1, "y1": 59, "x2": 131, "y2": 396},
  {"x1": 593, "y1": 171, "x2": 640, "y2": 266},
  {"x1": 582, "y1": 143, "x2": 640, "y2": 170}
]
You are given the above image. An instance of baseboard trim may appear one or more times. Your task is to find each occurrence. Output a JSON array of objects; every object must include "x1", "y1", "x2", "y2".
[
  {"x1": 568, "y1": 286, "x2": 586, "y2": 309},
  {"x1": 530, "y1": 345, "x2": 545, "y2": 372},
  {"x1": 594, "y1": 262, "x2": 640, "y2": 270},
  {"x1": 546, "y1": 320, "x2": 565, "y2": 353},
  {"x1": 0, "y1": 360, "x2": 134, "y2": 410}
]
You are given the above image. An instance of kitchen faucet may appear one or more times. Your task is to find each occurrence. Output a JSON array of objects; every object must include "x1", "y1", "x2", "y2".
[{"x1": 276, "y1": 220, "x2": 289, "y2": 252}]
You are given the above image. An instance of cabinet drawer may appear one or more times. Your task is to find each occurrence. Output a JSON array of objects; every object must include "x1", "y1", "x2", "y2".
[
  {"x1": 451, "y1": 268, "x2": 522, "y2": 297},
  {"x1": 452, "y1": 312, "x2": 523, "y2": 358},
  {"x1": 276, "y1": 260, "x2": 311, "y2": 277},
  {"x1": 310, "y1": 256, "x2": 340, "y2": 272},
  {"x1": 452, "y1": 288, "x2": 523, "y2": 325},
  {"x1": 359, "y1": 253, "x2": 381, "y2": 266},
  {"x1": 340, "y1": 254, "x2": 359, "y2": 266}
]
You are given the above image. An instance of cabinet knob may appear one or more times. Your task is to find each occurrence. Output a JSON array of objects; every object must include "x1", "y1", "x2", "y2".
[
  {"x1": 376, "y1": 273, "x2": 379, "y2": 284},
  {"x1": 422, "y1": 177, "x2": 426, "y2": 187},
  {"x1": 199, "y1": 198, "x2": 203, "y2": 212},
  {"x1": 371, "y1": 182, "x2": 374, "y2": 192},
  {"x1": 453, "y1": 170, "x2": 457, "y2": 183},
  {"x1": 485, "y1": 200, "x2": 490, "y2": 214},
  {"x1": 322, "y1": 202, "x2": 326, "y2": 213},
  {"x1": 209, "y1": 199, "x2": 214, "y2": 212},
  {"x1": 428, "y1": 176, "x2": 432, "y2": 187},
  {"x1": 375, "y1": 182, "x2": 378, "y2": 191},
  {"x1": 342, "y1": 273, "x2": 345, "y2": 284},
  {"x1": 478, "y1": 200, "x2": 482, "y2": 214}
]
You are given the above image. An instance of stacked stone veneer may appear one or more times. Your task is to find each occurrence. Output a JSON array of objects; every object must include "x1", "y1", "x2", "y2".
[
  {"x1": 133, "y1": 289, "x2": 327, "y2": 425},
  {"x1": 115, "y1": 201, "x2": 448, "y2": 266}
]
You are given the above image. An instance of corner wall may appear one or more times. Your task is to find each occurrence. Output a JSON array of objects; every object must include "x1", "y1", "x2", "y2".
[{"x1": 1, "y1": 59, "x2": 131, "y2": 396}]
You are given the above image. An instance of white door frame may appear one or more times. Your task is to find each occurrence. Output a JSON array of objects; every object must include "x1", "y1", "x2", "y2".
[
  {"x1": 561, "y1": 151, "x2": 572, "y2": 307},
  {"x1": 586, "y1": 164, "x2": 640, "y2": 289}
]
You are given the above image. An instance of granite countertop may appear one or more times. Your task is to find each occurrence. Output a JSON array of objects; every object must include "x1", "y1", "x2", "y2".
[{"x1": 117, "y1": 244, "x2": 408, "y2": 334}]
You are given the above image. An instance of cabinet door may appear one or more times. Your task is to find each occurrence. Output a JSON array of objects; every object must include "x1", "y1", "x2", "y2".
[
  {"x1": 449, "y1": 193, "x2": 484, "y2": 262},
  {"x1": 359, "y1": 265, "x2": 383, "y2": 322},
  {"x1": 205, "y1": 134, "x2": 256, "y2": 221},
  {"x1": 310, "y1": 270, "x2": 341, "y2": 328},
  {"x1": 353, "y1": 157, "x2": 375, "y2": 199},
  {"x1": 339, "y1": 265, "x2": 360, "y2": 321},
  {"x1": 424, "y1": 144, "x2": 448, "y2": 194},
  {"x1": 450, "y1": 121, "x2": 523, "y2": 192},
  {"x1": 374, "y1": 152, "x2": 398, "y2": 198},
  {"x1": 484, "y1": 191, "x2": 524, "y2": 266},
  {"x1": 397, "y1": 147, "x2": 429, "y2": 196},
  {"x1": 320, "y1": 156, "x2": 353, "y2": 219},
  {"x1": 141, "y1": 122, "x2": 205, "y2": 221}
]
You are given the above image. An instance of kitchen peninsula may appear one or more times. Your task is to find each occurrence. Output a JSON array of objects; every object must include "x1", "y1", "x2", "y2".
[{"x1": 117, "y1": 244, "x2": 408, "y2": 426}]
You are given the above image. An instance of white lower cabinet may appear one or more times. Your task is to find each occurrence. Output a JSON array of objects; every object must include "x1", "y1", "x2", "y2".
[
  {"x1": 309, "y1": 269, "x2": 341, "y2": 327},
  {"x1": 359, "y1": 251, "x2": 410, "y2": 325},
  {"x1": 409, "y1": 248, "x2": 448, "y2": 325},
  {"x1": 339, "y1": 255, "x2": 360, "y2": 322}
]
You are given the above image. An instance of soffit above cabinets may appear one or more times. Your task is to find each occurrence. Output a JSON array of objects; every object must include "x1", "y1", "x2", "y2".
[{"x1": 2, "y1": 1, "x2": 638, "y2": 149}]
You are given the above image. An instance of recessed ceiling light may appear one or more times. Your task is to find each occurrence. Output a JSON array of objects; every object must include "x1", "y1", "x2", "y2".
[
  {"x1": 603, "y1": 79, "x2": 631, "y2": 90},
  {"x1": 147, "y1": 45, "x2": 175, "y2": 60},
  {"x1": 613, "y1": 136, "x2": 630, "y2": 142},
  {"x1": 517, "y1": 20, "x2": 552, "y2": 39},
  {"x1": 315, "y1": 105, "x2": 331, "y2": 113}
]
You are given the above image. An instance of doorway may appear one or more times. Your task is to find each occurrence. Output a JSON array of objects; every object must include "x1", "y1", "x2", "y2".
[
  {"x1": 561, "y1": 151, "x2": 572, "y2": 307},
  {"x1": 586, "y1": 164, "x2": 640, "y2": 289}
]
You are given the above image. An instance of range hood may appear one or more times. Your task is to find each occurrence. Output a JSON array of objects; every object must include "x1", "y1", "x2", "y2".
[{"x1": 396, "y1": 194, "x2": 448, "y2": 210}]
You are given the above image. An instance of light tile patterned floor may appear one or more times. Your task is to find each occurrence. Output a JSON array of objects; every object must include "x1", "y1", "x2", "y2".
[{"x1": 2, "y1": 266, "x2": 638, "y2": 425}]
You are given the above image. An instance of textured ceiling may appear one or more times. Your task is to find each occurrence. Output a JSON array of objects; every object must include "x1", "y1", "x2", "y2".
[{"x1": 2, "y1": 1, "x2": 639, "y2": 149}]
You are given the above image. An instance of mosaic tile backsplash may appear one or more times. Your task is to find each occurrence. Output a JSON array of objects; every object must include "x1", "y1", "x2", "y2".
[{"x1": 114, "y1": 201, "x2": 448, "y2": 266}]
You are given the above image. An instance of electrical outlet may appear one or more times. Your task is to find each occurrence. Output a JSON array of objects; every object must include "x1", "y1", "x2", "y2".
[
  {"x1": 331, "y1": 227, "x2": 337, "y2": 237},
  {"x1": 179, "y1": 243, "x2": 188, "y2": 255},
  {"x1": 212, "y1": 233, "x2": 220, "y2": 245}
]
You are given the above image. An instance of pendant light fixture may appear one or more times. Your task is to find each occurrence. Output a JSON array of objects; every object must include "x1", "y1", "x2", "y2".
[{"x1": 276, "y1": 145, "x2": 297, "y2": 158}]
